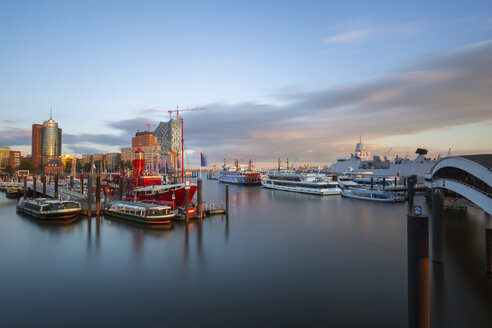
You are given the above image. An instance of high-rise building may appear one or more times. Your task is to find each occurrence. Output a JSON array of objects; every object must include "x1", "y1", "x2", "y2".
[
  {"x1": 132, "y1": 131, "x2": 158, "y2": 148},
  {"x1": 153, "y1": 119, "x2": 182, "y2": 155},
  {"x1": 32, "y1": 114, "x2": 62, "y2": 170},
  {"x1": 0, "y1": 147, "x2": 10, "y2": 170},
  {"x1": 32, "y1": 124, "x2": 43, "y2": 169}
]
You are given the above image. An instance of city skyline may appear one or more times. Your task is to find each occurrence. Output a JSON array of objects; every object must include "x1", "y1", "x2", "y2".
[{"x1": 1, "y1": 1, "x2": 492, "y2": 165}]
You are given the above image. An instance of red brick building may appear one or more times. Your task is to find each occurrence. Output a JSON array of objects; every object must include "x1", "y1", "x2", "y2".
[
  {"x1": 32, "y1": 124, "x2": 43, "y2": 169},
  {"x1": 132, "y1": 131, "x2": 158, "y2": 147},
  {"x1": 9, "y1": 150, "x2": 20, "y2": 169}
]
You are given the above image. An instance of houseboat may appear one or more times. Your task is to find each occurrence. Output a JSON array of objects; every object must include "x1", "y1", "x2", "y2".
[
  {"x1": 16, "y1": 198, "x2": 82, "y2": 219},
  {"x1": 105, "y1": 201, "x2": 174, "y2": 225}
]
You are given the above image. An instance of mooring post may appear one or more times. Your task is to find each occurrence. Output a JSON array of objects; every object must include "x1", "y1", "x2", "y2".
[
  {"x1": 80, "y1": 175, "x2": 84, "y2": 194},
  {"x1": 87, "y1": 175, "x2": 93, "y2": 217},
  {"x1": 431, "y1": 188, "x2": 444, "y2": 263},
  {"x1": 32, "y1": 176, "x2": 37, "y2": 198},
  {"x1": 23, "y1": 177, "x2": 27, "y2": 199},
  {"x1": 197, "y1": 179, "x2": 203, "y2": 218},
  {"x1": 70, "y1": 175, "x2": 74, "y2": 190},
  {"x1": 486, "y1": 228, "x2": 492, "y2": 275},
  {"x1": 54, "y1": 174, "x2": 59, "y2": 199},
  {"x1": 225, "y1": 185, "x2": 229, "y2": 216},
  {"x1": 408, "y1": 212, "x2": 430, "y2": 328},
  {"x1": 96, "y1": 175, "x2": 101, "y2": 216},
  {"x1": 408, "y1": 175, "x2": 416, "y2": 206},
  {"x1": 184, "y1": 188, "x2": 189, "y2": 222},
  {"x1": 42, "y1": 175, "x2": 46, "y2": 198},
  {"x1": 370, "y1": 177, "x2": 374, "y2": 189},
  {"x1": 395, "y1": 177, "x2": 398, "y2": 188},
  {"x1": 382, "y1": 177, "x2": 386, "y2": 190}
]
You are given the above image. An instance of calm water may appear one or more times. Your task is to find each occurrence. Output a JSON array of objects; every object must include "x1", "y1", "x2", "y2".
[{"x1": 0, "y1": 179, "x2": 491, "y2": 327}]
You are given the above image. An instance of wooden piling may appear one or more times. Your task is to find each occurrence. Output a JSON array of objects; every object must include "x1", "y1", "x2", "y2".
[
  {"x1": 87, "y1": 175, "x2": 93, "y2": 217},
  {"x1": 184, "y1": 188, "x2": 189, "y2": 222},
  {"x1": 70, "y1": 176, "x2": 74, "y2": 190},
  {"x1": 486, "y1": 228, "x2": 492, "y2": 275},
  {"x1": 32, "y1": 176, "x2": 37, "y2": 198},
  {"x1": 119, "y1": 177, "x2": 124, "y2": 200},
  {"x1": 54, "y1": 174, "x2": 59, "y2": 199},
  {"x1": 407, "y1": 213, "x2": 430, "y2": 328},
  {"x1": 382, "y1": 177, "x2": 386, "y2": 190},
  {"x1": 431, "y1": 189, "x2": 444, "y2": 263},
  {"x1": 225, "y1": 185, "x2": 229, "y2": 216},
  {"x1": 23, "y1": 177, "x2": 27, "y2": 199},
  {"x1": 96, "y1": 175, "x2": 101, "y2": 216},
  {"x1": 80, "y1": 175, "x2": 84, "y2": 194},
  {"x1": 370, "y1": 177, "x2": 374, "y2": 189},
  {"x1": 197, "y1": 179, "x2": 203, "y2": 218},
  {"x1": 42, "y1": 175, "x2": 46, "y2": 198}
]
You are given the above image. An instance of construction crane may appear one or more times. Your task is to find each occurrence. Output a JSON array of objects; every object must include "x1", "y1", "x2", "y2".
[
  {"x1": 145, "y1": 123, "x2": 156, "y2": 131},
  {"x1": 168, "y1": 106, "x2": 207, "y2": 120}
]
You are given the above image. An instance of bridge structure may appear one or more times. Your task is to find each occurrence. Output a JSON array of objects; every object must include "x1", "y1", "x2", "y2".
[{"x1": 425, "y1": 154, "x2": 492, "y2": 215}]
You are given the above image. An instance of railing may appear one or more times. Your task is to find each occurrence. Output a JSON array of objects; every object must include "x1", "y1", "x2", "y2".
[{"x1": 432, "y1": 178, "x2": 492, "y2": 198}]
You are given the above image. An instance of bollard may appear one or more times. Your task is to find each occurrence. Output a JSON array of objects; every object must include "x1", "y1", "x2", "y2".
[
  {"x1": 54, "y1": 174, "x2": 59, "y2": 199},
  {"x1": 96, "y1": 175, "x2": 101, "y2": 216},
  {"x1": 408, "y1": 175, "x2": 416, "y2": 206},
  {"x1": 431, "y1": 189, "x2": 444, "y2": 263},
  {"x1": 87, "y1": 176, "x2": 93, "y2": 217},
  {"x1": 23, "y1": 177, "x2": 27, "y2": 199},
  {"x1": 184, "y1": 188, "x2": 189, "y2": 222},
  {"x1": 32, "y1": 176, "x2": 37, "y2": 198},
  {"x1": 42, "y1": 175, "x2": 46, "y2": 198},
  {"x1": 197, "y1": 179, "x2": 203, "y2": 218},
  {"x1": 81, "y1": 175, "x2": 84, "y2": 194},
  {"x1": 225, "y1": 185, "x2": 229, "y2": 216},
  {"x1": 486, "y1": 228, "x2": 492, "y2": 274},
  {"x1": 70, "y1": 176, "x2": 74, "y2": 190},
  {"x1": 408, "y1": 213, "x2": 430, "y2": 328}
]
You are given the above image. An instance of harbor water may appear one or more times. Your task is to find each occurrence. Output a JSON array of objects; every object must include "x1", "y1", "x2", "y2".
[{"x1": 0, "y1": 179, "x2": 491, "y2": 327}]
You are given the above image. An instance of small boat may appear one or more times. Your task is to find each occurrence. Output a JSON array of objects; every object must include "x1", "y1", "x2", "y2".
[
  {"x1": 105, "y1": 201, "x2": 174, "y2": 225},
  {"x1": 6, "y1": 187, "x2": 22, "y2": 198},
  {"x1": 218, "y1": 160, "x2": 261, "y2": 185},
  {"x1": 16, "y1": 198, "x2": 82, "y2": 219},
  {"x1": 340, "y1": 188, "x2": 405, "y2": 202},
  {"x1": 262, "y1": 172, "x2": 341, "y2": 195}
]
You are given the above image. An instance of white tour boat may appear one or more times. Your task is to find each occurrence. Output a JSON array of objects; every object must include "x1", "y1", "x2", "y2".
[
  {"x1": 340, "y1": 188, "x2": 405, "y2": 202},
  {"x1": 262, "y1": 172, "x2": 341, "y2": 195}
]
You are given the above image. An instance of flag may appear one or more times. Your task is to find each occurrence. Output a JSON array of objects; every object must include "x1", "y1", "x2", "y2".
[
  {"x1": 177, "y1": 159, "x2": 181, "y2": 169},
  {"x1": 200, "y1": 152, "x2": 207, "y2": 167},
  {"x1": 168, "y1": 148, "x2": 177, "y2": 157}
]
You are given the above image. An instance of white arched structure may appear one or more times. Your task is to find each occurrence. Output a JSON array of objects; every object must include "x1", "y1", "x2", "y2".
[{"x1": 425, "y1": 155, "x2": 492, "y2": 215}]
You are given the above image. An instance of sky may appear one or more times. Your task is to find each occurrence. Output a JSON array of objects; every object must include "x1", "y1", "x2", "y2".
[{"x1": 0, "y1": 0, "x2": 491, "y2": 167}]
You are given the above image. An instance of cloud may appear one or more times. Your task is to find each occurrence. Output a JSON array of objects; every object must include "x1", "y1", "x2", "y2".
[
  {"x1": 323, "y1": 28, "x2": 373, "y2": 44},
  {"x1": 0, "y1": 127, "x2": 31, "y2": 147}
]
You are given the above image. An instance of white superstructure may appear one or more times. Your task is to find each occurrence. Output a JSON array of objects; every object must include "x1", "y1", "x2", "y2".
[{"x1": 262, "y1": 172, "x2": 341, "y2": 195}]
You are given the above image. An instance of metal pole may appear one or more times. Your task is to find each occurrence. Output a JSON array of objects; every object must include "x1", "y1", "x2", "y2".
[
  {"x1": 407, "y1": 213, "x2": 430, "y2": 328},
  {"x1": 197, "y1": 179, "x2": 203, "y2": 218},
  {"x1": 42, "y1": 175, "x2": 46, "y2": 198},
  {"x1": 181, "y1": 117, "x2": 184, "y2": 183},
  {"x1": 431, "y1": 189, "x2": 444, "y2": 263},
  {"x1": 408, "y1": 175, "x2": 416, "y2": 205},
  {"x1": 23, "y1": 177, "x2": 27, "y2": 199},
  {"x1": 486, "y1": 228, "x2": 492, "y2": 275}
]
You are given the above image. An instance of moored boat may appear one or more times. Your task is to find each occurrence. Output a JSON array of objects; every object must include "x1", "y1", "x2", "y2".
[
  {"x1": 262, "y1": 172, "x2": 341, "y2": 195},
  {"x1": 6, "y1": 187, "x2": 22, "y2": 198},
  {"x1": 218, "y1": 160, "x2": 261, "y2": 185},
  {"x1": 105, "y1": 201, "x2": 174, "y2": 225},
  {"x1": 16, "y1": 198, "x2": 82, "y2": 219},
  {"x1": 340, "y1": 188, "x2": 405, "y2": 202}
]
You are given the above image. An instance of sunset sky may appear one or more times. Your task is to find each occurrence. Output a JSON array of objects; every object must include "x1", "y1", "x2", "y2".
[{"x1": 1, "y1": 0, "x2": 491, "y2": 167}]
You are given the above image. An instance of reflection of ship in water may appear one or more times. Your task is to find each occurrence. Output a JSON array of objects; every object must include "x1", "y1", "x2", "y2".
[{"x1": 330, "y1": 137, "x2": 438, "y2": 181}]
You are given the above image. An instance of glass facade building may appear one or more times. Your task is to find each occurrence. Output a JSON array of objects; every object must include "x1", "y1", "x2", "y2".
[{"x1": 42, "y1": 119, "x2": 62, "y2": 157}]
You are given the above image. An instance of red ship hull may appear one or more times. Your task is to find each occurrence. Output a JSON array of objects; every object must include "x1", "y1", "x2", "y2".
[{"x1": 125, "y1": 185, "x2": 197, "y2": 209}]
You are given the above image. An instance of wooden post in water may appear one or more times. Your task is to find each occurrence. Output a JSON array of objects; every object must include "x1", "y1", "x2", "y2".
[
  {"x1": 23, "y1": 177, "x2": 27, "y2": 199},
  {"x1": 87, "y1": 175, "x2": 93, "y2": 217},
  {"x1": 42, "y1": 175, "x2": 46, "y2": 198},
  {"x1": 486, "y1": 228, "x2": 492, "y2": 275},
  {"x1": 370, "y1": 177, "x2": 374, "y2": 190},
  {"x1": 431, "y1": 188, "x2": 444, "y2": 263},
  {"x1": 394, "y1": 177, "x2": 398, "y2": 188},
  {"x1": 80, "y1": 175, "x2": 84, "y2": 194},
  {"x1": 197, "y1": 179, "x2": 203, "y2": 218},
  {"x1": 32, "y1": 176, "x2": 37, "y2": 198},
  {"x1": 407, "y1": 213, "x2": 430, "y2": 328},
  {"x1": 225, "y1": 185, "x2": 229, "y2": 216},
  {"x1": 184, "y1": 188, "x2": 189, "y2": 222},
  {"x1": 408, "y1": 175, "x2": 416, "y2": 206},
  {"x1": 70, "y1": 175, "x2": 74, "y2": 190},
  {"x1": 382, "y1": 177, "x2": 386, "y2": 190},
  {"x1": 96, "y1": 175, "x2": 101, "y2": 216},
  {"x1": 54, "y1": 174, "x2": 59, "y2": 199}
]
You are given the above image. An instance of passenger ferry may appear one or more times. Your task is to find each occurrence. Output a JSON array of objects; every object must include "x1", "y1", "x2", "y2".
[
  {"x1": 16, "y1": 198, "x2": 82, "y2": 219},
  {"x1": 105, "y1": 201, "x2": 174, "y2": 225},
  {"x1": 340, "y1": 188, "x2": 405, "y2": 203},
  {"x1": 6, "y1": 187, "x2": 22, "y2": 198},
  {"x1": 262, "y1": 172, "x2": 341, "y2": 195},
  {"x1": 337, "y1": 173, "x2": 400, "y2": 190},
  {"x1": 218, "y1": 160, "x2": 261, "y2": 185}
]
